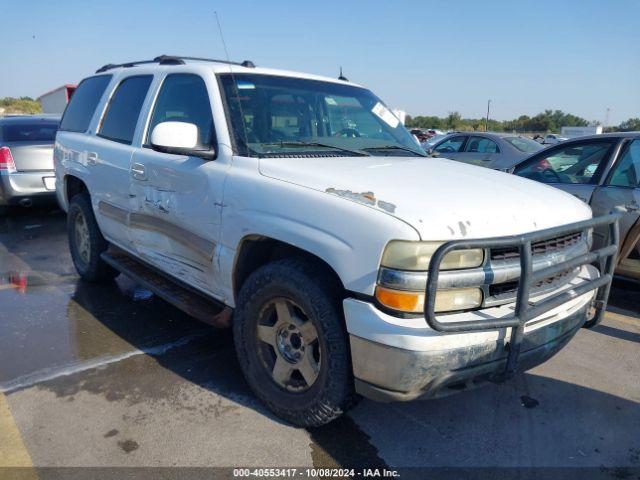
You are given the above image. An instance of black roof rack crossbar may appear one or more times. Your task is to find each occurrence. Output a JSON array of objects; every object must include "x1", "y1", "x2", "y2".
[{"x1": 95, "y1": 55, "x2": 255, "y2": 74}]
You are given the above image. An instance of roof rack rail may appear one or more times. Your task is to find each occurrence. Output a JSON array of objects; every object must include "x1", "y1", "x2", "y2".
[{"x1": 95, "y1": 55, "x2": 255, "y2": 74}]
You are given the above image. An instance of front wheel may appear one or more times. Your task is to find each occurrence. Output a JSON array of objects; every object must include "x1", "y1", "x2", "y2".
[
  {"x1": 233, "y1": 258, "x2": 357, "y2": 427},
  {"x1": 67, "y1": 194, "x2": 118, "y2": 282}
]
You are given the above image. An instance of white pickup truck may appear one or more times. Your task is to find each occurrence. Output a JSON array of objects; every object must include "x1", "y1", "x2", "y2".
[{"x1": 54, "y1": 55, "x2": 618, "y2": 426}]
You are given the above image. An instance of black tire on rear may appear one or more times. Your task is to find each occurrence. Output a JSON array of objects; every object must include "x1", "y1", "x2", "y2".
[
  {"x1": 67, "y1": 193, "x2": 118, "y2": 282},
  {"x1": 233, "y1": 258, "x2": 357, "y2": 427}
]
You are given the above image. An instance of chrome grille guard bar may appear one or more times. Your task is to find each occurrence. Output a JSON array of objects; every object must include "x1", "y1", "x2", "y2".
[{"x1": 424, "y1": 214, "x2": 620, "y2": 378}]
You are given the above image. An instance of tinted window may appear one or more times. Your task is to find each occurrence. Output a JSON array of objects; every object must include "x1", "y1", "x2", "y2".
[
  {"x1": 59, "y1": 75, "x2": 112, "y2": 132},
  {"x1": 98, "y1": 75, "x2": 152, "y2": 145},
  {"x1": 514, "y1": 141, "x2": 613, "y2": 185},
  {"x1": 147, "y1": 74, "x2": 213, "y2": 148},
  {"x1": 504, "y1": 136, "x2": 543, "y2": 153},
  {"x1": 434, "y1": 136, "x2": 467, "y2": 153},
  {"x1": 2, "y1": 122, "x2": 58, "y2": 142},
  {"x1": 465, "y1": 136, "x2": 499, "y2": 153},
  {"x1": 608, "y1": 140, "x2": 640, "y2": 188}
]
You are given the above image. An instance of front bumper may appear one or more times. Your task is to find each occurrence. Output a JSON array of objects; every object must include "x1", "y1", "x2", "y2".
[
  {"x1": 0, "y1": 170, "x2": 56, "y2": 205},
  {"x1": 345, "y1": 265, "x2": 597, "y2": 402},
  {"x1": 351, "y1": 303, "x2": 587, "y2": 402}
]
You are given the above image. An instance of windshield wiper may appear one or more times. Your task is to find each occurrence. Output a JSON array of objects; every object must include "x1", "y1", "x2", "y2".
[
  {"x1": 261, "y1": 141, "x2": 370, "y2": 157},
  {"x1": 362, "y1": 145, "x2": 427, "y2": 157}
]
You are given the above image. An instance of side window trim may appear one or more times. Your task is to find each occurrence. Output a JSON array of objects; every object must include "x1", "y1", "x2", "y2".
[
  {"x1": 142, "y1": 73, "x2": 217, "y2": 153},
  {"x1": 96, "y1": 74, "x2": 154, "y2": 145}
]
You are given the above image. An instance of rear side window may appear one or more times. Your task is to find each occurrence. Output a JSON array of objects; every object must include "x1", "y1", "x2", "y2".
[
  {"x1": 146, "y1": 74, "x2": 214, "y2": 148},
  {"x1": 465, "y1": 136, "x2": 500, "y2": 153},
  {"x1": 98, "y1": 75, "x2": 153, "y2": 145},
  {"x1": 59, "y1": 75, "x2": 112, "y2": 133},
  {"x1": 1, "y1": 122, "x2": 59, "y2": 142}
]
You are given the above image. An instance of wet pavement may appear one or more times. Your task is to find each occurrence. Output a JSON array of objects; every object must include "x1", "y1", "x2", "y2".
[{"x1": 0, "y1": 208, "x2": 639, "y2": 474}]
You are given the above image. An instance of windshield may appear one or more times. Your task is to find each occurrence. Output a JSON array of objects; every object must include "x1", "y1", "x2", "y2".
[
  {"x1": 1, "y1": 122, "x2": 59, "y2": 142},
  {"x1": 504, "y1": 136, "x2": 544, "y2": 153},
  {"x1": 219, "y1": 74, "x2": 424, "y2": 157}
]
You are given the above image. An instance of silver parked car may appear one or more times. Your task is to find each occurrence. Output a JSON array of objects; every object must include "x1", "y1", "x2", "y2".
[
  {"x1": 512, "y1": 132, "x2": 640, "y2": 280},
  {"x1": 428, "y1": 132, "x2": 544, "y2": 170},
  {"x1": 0, "y1": 115, "x2": 60, "y2": 213}
]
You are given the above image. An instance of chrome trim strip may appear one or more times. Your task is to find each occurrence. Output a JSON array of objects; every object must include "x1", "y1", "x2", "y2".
[
  {"x1": 98, "y1": 201, "x2": 215, "y2": 260},
  {"x1": 129, "y1": 213, "x2": 215, "y2": 260},
  {"x1": 98, "y1": 201, "x2": 128, "y2": 224}
]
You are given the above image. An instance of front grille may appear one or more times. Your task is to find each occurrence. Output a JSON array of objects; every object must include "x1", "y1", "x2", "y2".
[
  {"x1": 489, "y1": 268, "x2": 575, "y2": 298},
  {"x1": 490, "y1": 231, "x2": 583, "y2": 261}
]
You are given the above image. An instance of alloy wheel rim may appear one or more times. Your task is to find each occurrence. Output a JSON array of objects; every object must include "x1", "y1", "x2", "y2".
[
  {"x1": 74, "y1": 212, "x2": 90, "y2": 264},
  {"x1": 257, "y1": 298, "x2": 320, "y2": 392}
]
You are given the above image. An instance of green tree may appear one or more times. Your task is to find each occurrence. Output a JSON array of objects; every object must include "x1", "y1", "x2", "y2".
[{"x1": 618, "y1": 118, "x2": 640, "y2": 132}]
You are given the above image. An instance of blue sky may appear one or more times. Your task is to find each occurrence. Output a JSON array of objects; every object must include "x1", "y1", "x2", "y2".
[{"x1": 2, "y1": 0, "x2": 638, "y2": 124}]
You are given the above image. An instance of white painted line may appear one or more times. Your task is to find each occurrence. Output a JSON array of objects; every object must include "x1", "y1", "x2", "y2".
[{"x1": 0, "y1": 333, "x2": 206, "y2": 395}]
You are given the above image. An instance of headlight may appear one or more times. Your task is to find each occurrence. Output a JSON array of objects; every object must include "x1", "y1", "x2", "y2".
[
  {"x1": 381, "y1": 240, "x2": 483, "y2": 271},
  {"x1": 377, "y1": 241, "x2": 484, "y2": 314},
  {"x1": 375, "y1": 286, "x2": 483, "y2": 313}
]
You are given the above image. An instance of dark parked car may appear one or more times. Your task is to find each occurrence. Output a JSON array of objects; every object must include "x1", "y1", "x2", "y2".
[
  {"x1": 428, "y1": 132, "x2": 544, "y2": 170},
  {"x1": 512, "y1": 132, "x2": 640, "y2": 280},
  {"x1": 0, "y1": 115, "x2": 60, "y2": 214}
]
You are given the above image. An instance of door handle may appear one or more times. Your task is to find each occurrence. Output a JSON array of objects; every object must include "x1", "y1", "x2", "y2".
[
  {"x1": 131, "y1": 163, "x2": 147, "y2": 180},
  {"x1": 87, "y1": 152, "x2": 98, "y2": 166}
]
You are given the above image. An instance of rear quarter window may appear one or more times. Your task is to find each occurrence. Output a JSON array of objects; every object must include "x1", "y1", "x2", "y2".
[{"x1": 59, "y1": 75, "x2": 112, "y2": 133}]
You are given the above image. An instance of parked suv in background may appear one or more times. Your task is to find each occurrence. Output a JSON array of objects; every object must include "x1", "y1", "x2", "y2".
[
  {"x1": 54, "y1": 55, "x2": 618, "y2": 426},
  {"x1": 0, "y1": 115, "x2": 60, "y2": 214}
]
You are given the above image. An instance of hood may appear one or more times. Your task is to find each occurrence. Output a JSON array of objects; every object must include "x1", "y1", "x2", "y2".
[{"x1": 259, "y1": 155, "x2": 592, "y2": 240}]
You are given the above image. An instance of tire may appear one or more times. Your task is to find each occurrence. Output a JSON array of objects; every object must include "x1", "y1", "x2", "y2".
[
  {"x1": 67, "y1": 193, "x2": 118, "y2": 282},
  {"x1": 582, "y1": 305, "x2": 600, "y2": 329},
  {"x1": 233, "y1": 258, "x2": 357, "y2": 427}
]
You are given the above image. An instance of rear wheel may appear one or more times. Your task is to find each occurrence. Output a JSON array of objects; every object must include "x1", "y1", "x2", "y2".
[
  {"x1": 67, "y1": 194, "x2": 118, "y2": 282},
  {"x1": 234, "y1": 258, "x2": 357, "y2": 427}
]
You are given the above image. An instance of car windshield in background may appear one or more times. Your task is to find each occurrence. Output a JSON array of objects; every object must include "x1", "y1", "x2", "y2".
[
  {"x1": 504, "y1": 136, "x2": 544, "y2": 153},
  {"x1": 219, "y1": 74, "x2": 424, "y2": 158},
  {"x1": 2, "y1": 123, "x2": 59, "y2": 142}
]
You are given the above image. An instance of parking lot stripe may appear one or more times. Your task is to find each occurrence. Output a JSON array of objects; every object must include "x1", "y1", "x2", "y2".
[{"x1": 0, "y1": 393, "x2": 33, "y2": 467}]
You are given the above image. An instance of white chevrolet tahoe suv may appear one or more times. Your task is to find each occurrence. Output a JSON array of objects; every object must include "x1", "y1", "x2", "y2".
[{"x1": 54, "y1": 55, "x2": 619, "y2": 427}]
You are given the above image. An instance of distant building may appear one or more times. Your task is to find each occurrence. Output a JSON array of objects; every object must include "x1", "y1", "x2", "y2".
[{"x1": 37, "y1": 84, "x2": 77, "y2": 114}]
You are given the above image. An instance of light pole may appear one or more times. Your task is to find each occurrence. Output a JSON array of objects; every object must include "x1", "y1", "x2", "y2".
[{"x1": 485, "y1": 99, "x2": 492, "y2": 132}]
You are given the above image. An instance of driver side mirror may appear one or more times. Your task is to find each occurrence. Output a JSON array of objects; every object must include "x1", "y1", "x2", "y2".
[
  {"x1": 150, "y1": 121, "x2": 215, "y2": 160},
  {"x1": 428, "y1": 148, "x2": 439, "y2": 157}
]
